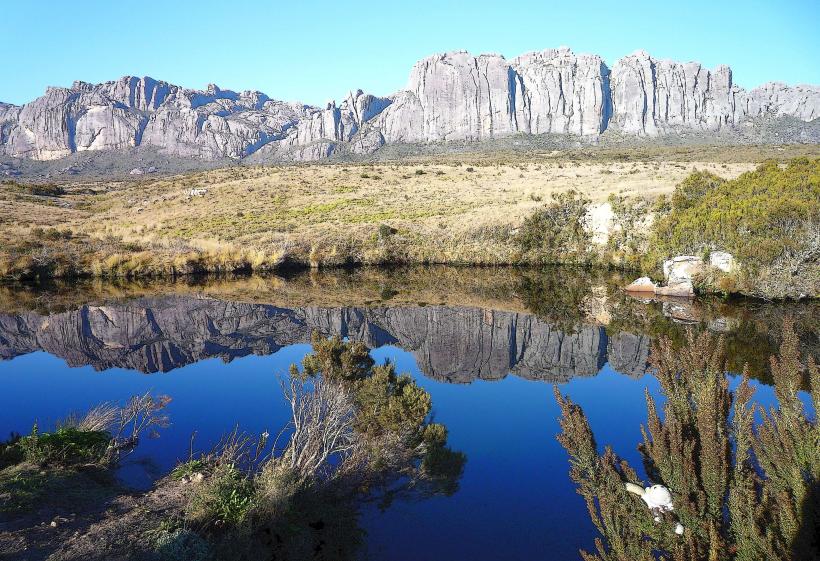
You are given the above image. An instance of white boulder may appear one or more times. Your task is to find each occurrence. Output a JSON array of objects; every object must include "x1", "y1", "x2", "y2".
[{"x1": 709, "y1": 251, "x2": 734, "y2": 273}]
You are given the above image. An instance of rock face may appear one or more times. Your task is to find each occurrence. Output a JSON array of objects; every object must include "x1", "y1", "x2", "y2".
[{"x1": 1, "y1": 48, "x2": 818, "y2": 162}]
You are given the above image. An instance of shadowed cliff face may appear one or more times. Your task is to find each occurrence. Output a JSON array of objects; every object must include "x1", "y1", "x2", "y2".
[{"x1": 0, "y1": 295, "x2": 651, "y2": 382}]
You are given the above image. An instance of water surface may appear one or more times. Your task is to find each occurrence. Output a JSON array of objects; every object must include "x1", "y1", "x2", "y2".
[{"x1": 1, "y1": 267, "x2": 816, "y2": 560}]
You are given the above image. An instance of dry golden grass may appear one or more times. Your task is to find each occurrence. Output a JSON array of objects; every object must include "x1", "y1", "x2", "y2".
[{"x1": 1, "y1": 145, "x2": 816, "y2": 276}]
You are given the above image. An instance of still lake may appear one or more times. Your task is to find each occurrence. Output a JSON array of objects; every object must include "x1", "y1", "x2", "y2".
[{"x1": 1, "y1": 266, "x2": 816, "y2": 560}]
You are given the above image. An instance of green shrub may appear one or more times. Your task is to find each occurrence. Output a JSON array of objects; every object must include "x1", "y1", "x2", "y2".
[
  {"x1": 188, "y1": 464, "x2": 256, "y2": 527},
  {"x1": 17, "y1": 424, "x2": 112, "y2": 466},
  {"x1": 353, "y1": 364, "x2": 431, "y2": 439},
  {"x1": 515, "y1": 190, "x2": 591, "y2": 264},
  {"x1": 24, "y1": 183, "x2": 65, "y2": 197},
  {"x1": 300, "y1": 333, "x2": 374, "y2": 383},
  {"x1": 651, "y1": 159, "x2": 820, "y2": 269},
  {"x1": 172, "y1": 458, "x2": 208, "y2": 480}
]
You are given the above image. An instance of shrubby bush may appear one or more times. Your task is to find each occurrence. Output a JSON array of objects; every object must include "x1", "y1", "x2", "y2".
[
  {"x1": 650, "y1": 159, "x2": 819, "y2": 290},
  {"x1": 176, "y1": 335, "x2": 466, "y2": 558},
  {"x1": 515, "y1": 190, "x2": 591, "y2": 264},
  {"x1": 555, "y1": 320, "x2": 820, "y2": 561}
]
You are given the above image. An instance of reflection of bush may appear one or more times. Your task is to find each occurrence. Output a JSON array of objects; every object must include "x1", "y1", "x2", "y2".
[
  {"x1": 555, "y1": 321, "x2": 820, "y2": 560},
  {"x1": 180, "y1": 334, "x2": 466, "y2": 559}
]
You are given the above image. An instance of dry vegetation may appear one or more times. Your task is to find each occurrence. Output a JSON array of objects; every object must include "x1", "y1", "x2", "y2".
[
  {"x1": 0, "y1": 149, "x2": 769, "y2": 277},
  {"x1": 1, "y1": 145, "x2": 817, "y2": 285}
]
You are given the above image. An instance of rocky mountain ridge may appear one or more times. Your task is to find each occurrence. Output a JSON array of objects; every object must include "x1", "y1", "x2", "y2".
[{"x1": 1, "y1": 47, "x2": 818, "y2": 163}]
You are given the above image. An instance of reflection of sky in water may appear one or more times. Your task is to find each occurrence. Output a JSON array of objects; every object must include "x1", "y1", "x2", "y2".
[{"x1": 0, "y1": 342, "x2": 813, "y2": 560}]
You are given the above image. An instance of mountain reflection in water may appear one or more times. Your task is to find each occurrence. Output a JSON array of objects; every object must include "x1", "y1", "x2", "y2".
[
  {"x1": 0, "y1": 267, "x2": 818, "y2": 561},
  {"x1": 0, "y1": 266, "x2": 816, "y2": 384}
]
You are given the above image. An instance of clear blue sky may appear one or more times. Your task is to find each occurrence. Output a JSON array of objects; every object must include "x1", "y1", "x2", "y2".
[{"x1": 2, "y1": 0, "x2": 818, "y2": 106}]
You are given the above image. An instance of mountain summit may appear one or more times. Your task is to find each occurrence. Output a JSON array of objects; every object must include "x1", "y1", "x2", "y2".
[{"x1": 1, "y1": 47, "x2": 818, "y2": 163}]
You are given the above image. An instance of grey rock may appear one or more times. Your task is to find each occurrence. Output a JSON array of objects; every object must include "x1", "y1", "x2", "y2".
[
  {"x1": 1, "y1": 47, "x2": 818, "y2": 161},
  {"x1": 663, "y1": 255, "x2": 704, "y2": 286}
]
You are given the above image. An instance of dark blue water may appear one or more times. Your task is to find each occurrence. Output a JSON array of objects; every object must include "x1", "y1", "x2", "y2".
[{"x1": 0, "y1": 271, "x2": 815, "y2": 560}]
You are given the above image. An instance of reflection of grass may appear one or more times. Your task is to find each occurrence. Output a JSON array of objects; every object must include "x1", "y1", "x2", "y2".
[{"x1": 555, "y1": 321, "x2": 820, "y2": 560}]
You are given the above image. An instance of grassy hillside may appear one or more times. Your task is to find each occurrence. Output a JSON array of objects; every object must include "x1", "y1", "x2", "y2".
[{"x1": 0, "y1": 147, "x2": 817, "y2": 298}]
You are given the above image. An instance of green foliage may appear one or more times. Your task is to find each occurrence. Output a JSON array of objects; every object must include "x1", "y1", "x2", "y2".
[
  {"x1": 9, "y1": 182, "x2": 66, "y2": 197},
  {"x1": 171, "y1": 459, "x2": 208, "y2": 480},
  {"x1": 301, "y1": 333, "x2": 374, "y2": 383},
  {"x1": 378, "y1": 223, "x2": 398, "y2": 240},
  {"x1": 670, "y1": 170, "x2": 726, "y2": 211},
  {"x1": 188, "y1": 464, "x2": 256, "y2": 527},
  {"x1": 515, "y1": 189, "x2": 591, "y2": 264},
  {"x1": 651, "y1": 158, "x2": 820, "y2": 269},
  {"x1": 153, "y1": 528, "x2": 213, "y2": 561},
  {"x1": 16, "y1": 424, "x2": 112, "y2": 467},
  {"x1": 0, "y1": 433, "x2": 23, "y2": 468},
  {"x1": 514, "y1": 267, "x2": 593, "y2": 331},
  {"x1": 353, "y1": 363, "x2": 431, "y2": 439},
  {"x1": 555, "y1": 321, "x2": 820, "y2": 561}
]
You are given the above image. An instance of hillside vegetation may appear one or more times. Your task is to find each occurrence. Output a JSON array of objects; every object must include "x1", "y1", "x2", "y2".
[
  {"x1": 0, "y1": 148, "x2": 817, "y2": 298},
  {"x1": 650, "y1": 158, "x2": 819, "y2": 297}
]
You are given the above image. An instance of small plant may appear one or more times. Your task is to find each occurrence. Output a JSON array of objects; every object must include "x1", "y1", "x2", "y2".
[
  {"x1": 17, "y1": 425, "x2": 112, "y2": 466},
  {"x1": 23, "y1": 183, "x2": 65, "y2": 197},
  {"x1": 377, "y1": 223, "x2": 397, "y2": 240},
  {"x1": 188, "y1": 463, "x2": 256, "y2": 527},
  {"x1": 172, "y1": 458, "x2": 208, "y2": 480},
  {"x1": 153, "y1": 527, "x2": 213, "y2": 561}
]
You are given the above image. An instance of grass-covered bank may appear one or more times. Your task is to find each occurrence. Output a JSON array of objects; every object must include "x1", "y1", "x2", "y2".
[{"x1": 0, "y1": 152, "x2": 817, "y2": 299}]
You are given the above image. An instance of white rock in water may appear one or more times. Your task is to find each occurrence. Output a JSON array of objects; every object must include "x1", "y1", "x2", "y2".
[{"x1": 625, "y1": 276, "x2": 657, "y2": 293}]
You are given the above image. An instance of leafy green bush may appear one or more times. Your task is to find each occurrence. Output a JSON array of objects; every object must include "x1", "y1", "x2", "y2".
[
  {"x1": 16, "y1": 424, "x2": 112, "y2": 466},
  {"x1": 651, "y1": 159, "x2": 820, "y2": 269},
  {"x1": 188, "y1": 464, "x2": 256, "y2": 527},
  {"x1": 353, "y1": 364, "x2": 431, "y2": 439}
]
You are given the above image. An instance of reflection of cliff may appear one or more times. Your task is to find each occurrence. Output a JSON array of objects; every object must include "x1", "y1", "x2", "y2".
[{"x1": 0, "y1": 295, "x2": 651, "y2": 382}]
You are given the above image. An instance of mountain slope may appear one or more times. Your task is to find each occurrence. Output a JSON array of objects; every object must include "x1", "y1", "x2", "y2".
[{"x1": 1, "y1": 47, "x2": 818, "y2": 163}]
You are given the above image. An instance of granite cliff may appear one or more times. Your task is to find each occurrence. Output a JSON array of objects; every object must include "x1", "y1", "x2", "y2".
[{"x1": 1, "y1": 47, "x2": 817, "y2": 163}]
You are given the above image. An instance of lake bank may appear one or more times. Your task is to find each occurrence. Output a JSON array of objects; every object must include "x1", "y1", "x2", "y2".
[{"x1": 1, "y1": 151, "x2": 818, "y2": 300}]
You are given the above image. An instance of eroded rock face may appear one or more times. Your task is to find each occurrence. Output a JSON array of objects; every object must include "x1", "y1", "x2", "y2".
[
  {"x1": 1, "y1": 47, "x2": 817, "y2": 161},
  {"x1": 0, "y1": 296, "x2": 651, "y2": 381}
]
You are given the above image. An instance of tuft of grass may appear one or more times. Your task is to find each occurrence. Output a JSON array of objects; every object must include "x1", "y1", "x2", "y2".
[
  {"x1": 171, "y1": 458, "x2": 208, "y2": 480},
  {"x1": 187, "y1": 463, "x2": 256, "y2": 527},
  {"x1": 17, "y1": 425, "x2": 112, "y2": 467}
]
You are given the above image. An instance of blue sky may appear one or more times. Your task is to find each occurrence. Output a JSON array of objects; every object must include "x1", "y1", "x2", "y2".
[{"x1": 2, "y1": 0, "x2": 818, "y2": 106}]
